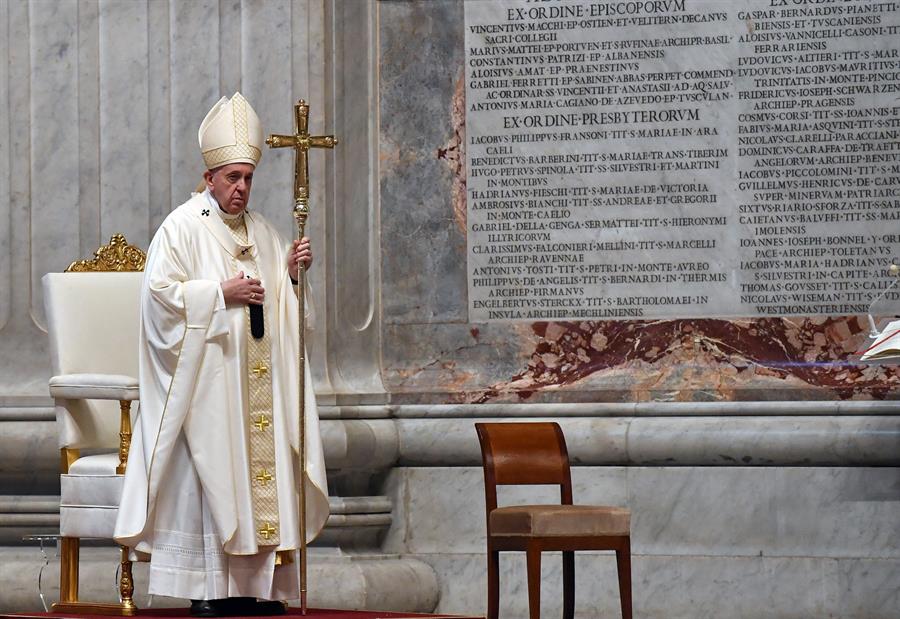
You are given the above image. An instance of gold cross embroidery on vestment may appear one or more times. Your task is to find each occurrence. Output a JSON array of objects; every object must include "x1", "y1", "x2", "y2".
[
  {"x1": 259, "y1": 522, "x2": 277, "y2": 540},
  {"x1": 222, "y1": 212, "x2": 281, "y2": 546}
]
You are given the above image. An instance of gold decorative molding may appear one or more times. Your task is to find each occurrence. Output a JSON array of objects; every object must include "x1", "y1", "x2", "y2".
[
  {"x1": 60, "y1": 447, "x2": 79, "y2": 474},
  {"x1": 65, "y1": 234, "x2": 146, "y2": 272},
  {"x1": 117, "y1": 400, "x2": 133, "y2": 475}
]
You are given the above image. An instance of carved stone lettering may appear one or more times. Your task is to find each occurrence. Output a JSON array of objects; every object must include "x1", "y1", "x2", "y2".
[{"x1": 465, "y1": 0, "x2": 900, "y2": 322}]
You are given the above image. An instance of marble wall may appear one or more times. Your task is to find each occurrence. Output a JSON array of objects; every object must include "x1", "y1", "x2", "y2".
[
  {"x1": 1, "y1": 0, "x2": 899, "y2": 617},
  {"x1": 0, "y1": 0, "x2": 428, "y2": 612},
  {"x1": 374, "y1": 2, "x2": 900, "y2": 618},
  {"x1": 378, "y1": 0, "x2": 900, "y2": 404},
  {"x1": 0, "y1": 0, "x2": 337, "y2": 437}
]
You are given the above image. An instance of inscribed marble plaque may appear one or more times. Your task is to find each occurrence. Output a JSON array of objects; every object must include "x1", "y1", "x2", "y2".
[{"x1": 464, "y1": 0, "x2": 900, "y2": 323}]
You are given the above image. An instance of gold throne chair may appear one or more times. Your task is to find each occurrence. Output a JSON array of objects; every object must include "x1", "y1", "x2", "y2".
[{"x1": 41, "y1": 234, "x2": 145, "y2": 615}]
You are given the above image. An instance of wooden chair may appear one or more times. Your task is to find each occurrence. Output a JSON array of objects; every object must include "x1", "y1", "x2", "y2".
[
  {"x1": 42, "y1": 234, "x2": 145, "y2": 615},
  {"x1": 475, "y1": 422, "x2": 632, "y2": 619}
]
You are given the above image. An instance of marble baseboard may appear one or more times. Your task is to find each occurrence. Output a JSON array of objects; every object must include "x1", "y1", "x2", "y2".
[
  {"x1": 395, "y1": 415, "x2": 900, "y2": 466},
  {"x1": 420, "y1": 552, "x2": 900, "y2": 619},
  {"x1": 0, "y1": 546, "x2": 438, "y2": 614},
  {"x1": 5, "y1": 545, "x2": 894, "y2": 618},
  {"x1": 630, "y1": 466, "x2": 900, "y2": 559},
  {"x1": 381, "y1": 466, "x2": 900, "y2": 559}
]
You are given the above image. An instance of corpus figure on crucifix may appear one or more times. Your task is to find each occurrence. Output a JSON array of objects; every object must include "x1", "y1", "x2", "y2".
[{"x1": 114, "y1": 93, "x2": 330, "y2": 617}]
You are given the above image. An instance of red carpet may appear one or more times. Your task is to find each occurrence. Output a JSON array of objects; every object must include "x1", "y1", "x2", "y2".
[{"x1": 1, "y1": 610, "x2": 480, "y2": 619}]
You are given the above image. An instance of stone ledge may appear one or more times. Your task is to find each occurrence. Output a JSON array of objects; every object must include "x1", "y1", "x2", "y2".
[
  {"x1": 1, "y1": 495, "x2": 394, "y2": 548},
  {"x1": 328, "y1": 400, "x2": 900, "y2": 418}
]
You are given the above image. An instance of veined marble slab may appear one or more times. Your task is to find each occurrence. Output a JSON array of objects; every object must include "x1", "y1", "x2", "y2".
[{"x1": 421, "y1": 552, "x2": 900, "y2": 619}]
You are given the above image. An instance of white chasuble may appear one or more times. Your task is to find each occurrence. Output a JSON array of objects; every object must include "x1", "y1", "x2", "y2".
[{"x1": 114, "y1": 191, "x2": 329, "y2": 600}]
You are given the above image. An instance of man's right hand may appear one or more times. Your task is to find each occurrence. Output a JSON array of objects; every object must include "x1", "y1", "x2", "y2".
[{"x1": 221, "y1": 271, "x2": 265, "y2": 305}]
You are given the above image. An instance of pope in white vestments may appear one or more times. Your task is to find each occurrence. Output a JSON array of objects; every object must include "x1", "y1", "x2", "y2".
[{"x1": 114, "y1": 93, "x2": 329, "y2": 608}]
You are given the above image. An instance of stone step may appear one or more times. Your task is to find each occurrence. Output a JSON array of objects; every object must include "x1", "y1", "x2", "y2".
[{"x1": 0, "y1": 546, "x2": 438, "y2": 614}]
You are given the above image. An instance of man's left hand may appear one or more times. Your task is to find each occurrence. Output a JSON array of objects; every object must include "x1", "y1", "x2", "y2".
[{"x1": 289, "y1": 237, "x2": 313, "y2": 281}]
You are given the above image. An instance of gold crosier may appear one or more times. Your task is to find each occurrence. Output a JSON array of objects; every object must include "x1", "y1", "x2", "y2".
[{"x1": 266, "y1": 100, "x2": 337, "y2": 615}]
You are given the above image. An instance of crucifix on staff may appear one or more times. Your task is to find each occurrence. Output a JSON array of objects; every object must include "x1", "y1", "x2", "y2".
[{"x1": 267, "y1": 99, "x2": 338, "y2": 615}]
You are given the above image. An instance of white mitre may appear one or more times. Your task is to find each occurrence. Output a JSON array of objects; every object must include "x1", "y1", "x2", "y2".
[{"x1": 198, "y1": 92, "x2": 263, "y2": 169}]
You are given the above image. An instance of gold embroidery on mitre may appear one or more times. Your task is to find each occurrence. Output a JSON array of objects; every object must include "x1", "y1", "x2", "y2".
[
  {"x1": 202, "y1": 144, "x2": 262, "y2": 169},
  {"x1": 201, "y1": 93, "x2": 261, "y2": 168},
  {"x1": 232, "y1": 92, "x2": 250, "y2": 144}
]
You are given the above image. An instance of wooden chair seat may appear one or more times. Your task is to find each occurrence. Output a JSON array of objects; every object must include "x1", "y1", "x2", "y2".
[{"x1": 490, "y1": 504, "x2": 630, "y2": 537}]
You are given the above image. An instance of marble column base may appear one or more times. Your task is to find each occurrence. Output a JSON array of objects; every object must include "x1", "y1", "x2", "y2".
[{"x1": 0, "y1": 546, "x2": 438, "y2": 614}]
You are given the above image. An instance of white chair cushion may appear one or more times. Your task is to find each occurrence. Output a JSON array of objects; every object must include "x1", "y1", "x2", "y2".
[
  {"x1": 61, "y1": 465, "x2": 123, "y2": 511},
  {"x1": 49, "y1": 373, "x2": 139, "y2": 401},
  {"x1": 67, "y1": 452, "x2": 120, "y2": 476},
  {"x1": 60, "y1": 453, "x2": 124, "y2": 538},
  {"x1": 60, "y1": 505, "x2": 120, "y2": 538}
]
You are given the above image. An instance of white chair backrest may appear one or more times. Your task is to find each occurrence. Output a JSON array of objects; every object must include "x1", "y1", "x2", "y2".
[{"x1": 43, "y1": 272, "x2": 143, "y2": 450}]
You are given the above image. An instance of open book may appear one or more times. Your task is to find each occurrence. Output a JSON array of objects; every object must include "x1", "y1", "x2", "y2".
[{"x1": 859, "y1": 319, "x2": 900, "y2": 361}]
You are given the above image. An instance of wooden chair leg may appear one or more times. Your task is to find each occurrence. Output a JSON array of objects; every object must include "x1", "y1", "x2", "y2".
[
  {"x1": 562, "y1": 550, "x2": 575, "y2": 619},
  {"x1": 615, "y1": 538, "x2": 632, "y2": 619},
  {"x1": 487, "y1": 547, "x2": 500, "y2": 619},
  {"x1": 58, "y1": 537, "x2": 80, "y2": 603},
  {"x1": 525, "y1": 543, "x2": 541, "y2": 619}
]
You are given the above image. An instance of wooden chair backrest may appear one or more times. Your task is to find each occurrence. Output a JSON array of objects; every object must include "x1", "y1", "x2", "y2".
[{"x1": 475, "y1": 422, "x2": 574, "y2": 517}]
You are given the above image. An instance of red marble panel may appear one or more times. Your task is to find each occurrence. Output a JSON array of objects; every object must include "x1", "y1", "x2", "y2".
[{"x1": 474, "y1": 317, "x2": 900, "y2": 403}]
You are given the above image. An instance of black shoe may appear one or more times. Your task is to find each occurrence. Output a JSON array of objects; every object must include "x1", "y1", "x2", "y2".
[
  {"x1": 190, "y1": 600, "x2": 221, "y2": 618},
  {"x1": 252, "y1": 600, "x2": 287, "y2": 616},
  {"x1": 234, "y1": 599, "x2": 287, "y2": 616},
  {"x1": 190, "y1": 597, "x2": 286, "y2": 617}
]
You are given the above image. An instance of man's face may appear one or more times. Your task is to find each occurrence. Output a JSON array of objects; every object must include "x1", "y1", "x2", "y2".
[{"x1": 204, "y1": 163, "x2": 254, "y2": 215}]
